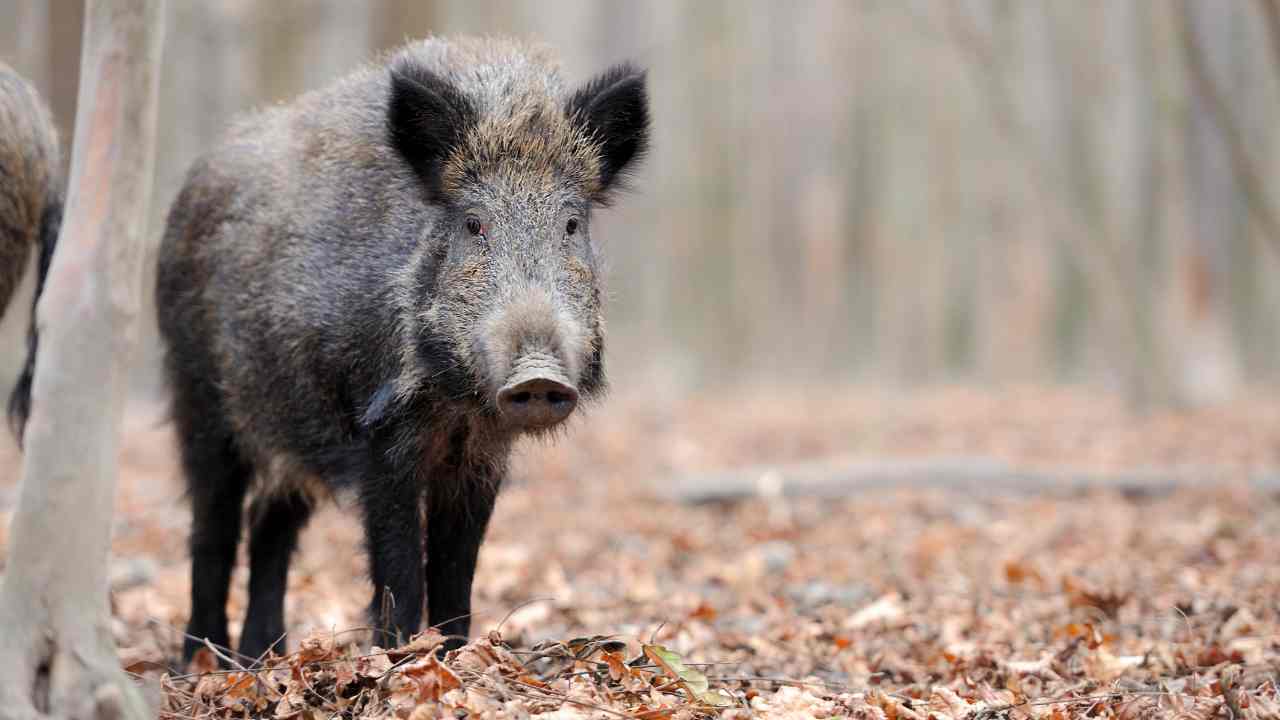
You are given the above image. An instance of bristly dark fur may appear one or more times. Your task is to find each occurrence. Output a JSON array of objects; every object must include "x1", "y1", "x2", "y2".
[
  {"x1": 0, "y1": 63, "x2": 63, "y2": 444},
  {"x1": 565, "y1": 63, "x2": 650, "y2": 205},
  {"x1": 388, "y1": 59, "x2": 480, "y2": 202},
  {"x1": 156, "y1": 36, "x2": 648, "y2": 667}
]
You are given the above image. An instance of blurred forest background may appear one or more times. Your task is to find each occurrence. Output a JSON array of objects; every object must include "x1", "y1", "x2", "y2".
[{"x1": 2, "y1": 0, "x2": 1280, "y2": 413}]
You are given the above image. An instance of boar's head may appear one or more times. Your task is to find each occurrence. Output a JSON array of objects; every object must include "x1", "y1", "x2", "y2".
[{"x1": 385, "y1": 54, "x2": 648, "y2": 434}]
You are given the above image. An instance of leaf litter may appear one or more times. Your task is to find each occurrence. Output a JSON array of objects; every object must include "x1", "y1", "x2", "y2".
[{"x1": 4, "y1": 384, "x2": 1280, "y2": 717}]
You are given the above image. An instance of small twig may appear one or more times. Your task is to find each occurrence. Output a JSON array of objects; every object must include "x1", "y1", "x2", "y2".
[
  {"x1": 648, "y1": 620, "x2": 668, "y2": 645},
  {"x1": 650, "y1": 678, "x2": 682, "y2": 693},
  {"x1": 507, "y1": 676, "x2": 638, "y2": 720},
  {"x1": 987, "y1": 688, "x2": 1219, "y2": 713},
  {"x1": 253, "y1": 630, "x2": 289, "y2": 667},
  {"x1": 1172, "y1": 604, "x2": 1199, "y2": 643},
  {"x1": 378, "y1": 585, "x2": 395, "y2": 644},
  {"x1": 438, "y1": 633, "x2": 470, "y2": 648},
  {"x1": 554, "y1": 660, "x2": 735, "y2": 680},
  {"x1": 203, "y1": 638, "x2": 248, "y2": 672},
  {"x1": 709, "y1": 675, "x2": 860, "y2": 693},
  {"x1": 148, "y1": 616, "x2": 263, "y2": 667},
  {"x1": 294, "y1": 660, "x2": 337, "y2": 714},
  {"x1": 494, "y1": 596, "x2": 555, "y2": 635},
  {"x1": 375, "y1": 652, "x2": 420, "y2": 681},
  {"x1": 428, "y1": 609, "x2": 477, "y2": 632},
  {"x1": 166, "y1": 646, "x2": 392, "y2": 682}
]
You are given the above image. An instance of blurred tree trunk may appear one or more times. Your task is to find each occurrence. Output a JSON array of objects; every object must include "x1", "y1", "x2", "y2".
[
  {"x1": 732, "y1": 3, "x2": 782, "y2": 377},
  {"x1": 300, "y1": 1, "x2": 372, "y2": 92},
  {"x1": 130, "y1": 1, "x2": 257, "y2": 406},
  {"x1": 795, "y1": 1, "x2": 853, "y2": 377},
  {"x1": 967, "y1": 2, "x2": 1047, "y2": 381},
  {"x1": 1178, "y1": 0, "x2": 1243, "y2": 403},
  {"x1": 1226, "y1": 8, "x2": 1272, "y2": 378},
  {"x1": 842, "y1": 3, "x2": 883, "y2": 375},
  {"x1": 949, "y1": 0, "x2": 1175, "y2": 408},
  {"x1": 2, "y1": 1, "x2": 51, "y2": 89},
  {"x1": 1132, "y1": 1, "x2": 1168, "y2": 386},
  {"x1": 46, "y1": 0, "x2": 85, "y2": 153},
  {"x1": 0, "y1": 1, "x2": 164, "y2": 718},
  {"x1": 1034, "y1": 2, "x2": 1090, "y2": 378},
  {"x1": 375, "y1": 0, "x2": 440, "y2": 51}
]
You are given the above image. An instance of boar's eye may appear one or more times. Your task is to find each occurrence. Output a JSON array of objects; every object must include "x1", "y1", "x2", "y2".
[
  {"x1": 465, "y1": 216, "x2": 483, "y2": 236},
  {"x1": 565, "y1": 217, "x2": 580, "y2": 236}
]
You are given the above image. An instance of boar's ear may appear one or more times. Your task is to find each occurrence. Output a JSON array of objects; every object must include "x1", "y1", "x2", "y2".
[
  {"x1": 387, "y1": 59, "x2": 477, "y2": 201},
  {"x1": 566, "y1": 63, "x2": 649, "y2": 203}
]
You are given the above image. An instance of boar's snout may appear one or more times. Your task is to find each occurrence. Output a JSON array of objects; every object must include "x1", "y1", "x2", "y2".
[
  {"x1": 496, "y1": 353, "x2": 578, "y2": 429},
  {"x1": 482, "y1": 285, "x2": 587, "y2": 430}
]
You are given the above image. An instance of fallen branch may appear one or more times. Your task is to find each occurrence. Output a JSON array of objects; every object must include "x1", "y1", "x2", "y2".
[{"x1": 661, "y1": 455, "x2": 1273, "y2": 504}]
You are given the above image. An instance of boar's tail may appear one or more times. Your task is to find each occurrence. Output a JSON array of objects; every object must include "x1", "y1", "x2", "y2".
[{"x1": 8, "y1": 191, "x2": 63, "y2": 445}]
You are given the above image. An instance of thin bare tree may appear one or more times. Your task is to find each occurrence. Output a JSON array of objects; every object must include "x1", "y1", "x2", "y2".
[
  {"x1": 0, "y1": 1, "x2": 164, "y2": 718},
  {"x1": 1179, "y1": 0, "x2": 1280, "y2": 258},
  {"x1": 943, "y1": 1, "x2": 1175, "y2": 408}
]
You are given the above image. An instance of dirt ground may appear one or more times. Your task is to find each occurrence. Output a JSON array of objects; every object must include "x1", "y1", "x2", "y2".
[{"x1": 3, "y1": 384, "x2": 1280, "y2": 718}]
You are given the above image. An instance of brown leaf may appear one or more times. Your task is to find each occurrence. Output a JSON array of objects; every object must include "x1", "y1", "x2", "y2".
[
  {"x1": 688, "y1": 601, "x2": 718, "y2": 622},
  {"x1": 390, "y1": 628, "x2": 447, "y2": 659},
  {"x1": 1063, "y1": 576, "x2": 1130, "y2": 618},
  {"x1": 1083, "y1": 646, "x2": 1142, "y2": 683},
  {"x1": 295, "y1": 635, "x2": 337, "y2": 664},
  {"x1": 121, "y1": 659, "x2": 169, "y2": 675},
  {"x1": 632, "y1": 707, "x2": 677, "y2": 719},
  {"x1": 186, "y1": 647, "x2": 217, "y2": 675},
  {"x1": 402, "y1": 655, "x2": 462, "y2": 703},
  {"x1": 1004, "y1": 561, "x2": 1043, "y2": 586},
  {"x1": 516, "y1": 674, "x2": 548, "y2": 689},
  {"x1": 221, "y1": 671, "x2": 257, "y2": 701},
  {"x1": 603, "y1": 650, "x2": 628, "y2": 682}
]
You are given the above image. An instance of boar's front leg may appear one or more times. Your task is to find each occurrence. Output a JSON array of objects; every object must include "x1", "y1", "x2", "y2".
[
  {"x1": 426, "y1": 472, "x2": 500, "y2": 651},
  {"x1": 360, "y1": 441, "x2": 425, "y2": 649},
  {"x1": 178, "y1": 389, "x2": 253, "y2": 665}
]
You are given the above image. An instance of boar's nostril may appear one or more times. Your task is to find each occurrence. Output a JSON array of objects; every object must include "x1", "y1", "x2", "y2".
[{"x1": 497, "y1": 377, "x2": 578, "y2": 429}]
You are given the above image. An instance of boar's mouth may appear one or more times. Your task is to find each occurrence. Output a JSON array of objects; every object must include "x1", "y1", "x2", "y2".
[{"x1": 495, "y1": 351, "x2": 579, "y2": 430}]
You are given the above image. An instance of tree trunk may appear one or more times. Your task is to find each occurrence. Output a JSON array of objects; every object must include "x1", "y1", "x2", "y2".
[
  {"x1": 1179, "y1": 0, "x2": 1244, "y2": 403},
  {"x1": 0, "y1": 1, "x2": 164, "y2": 718}
]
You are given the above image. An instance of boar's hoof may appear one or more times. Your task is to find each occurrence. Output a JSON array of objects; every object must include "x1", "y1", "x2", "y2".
[{"x1": 497, "y1": 376, "x2": 578, "y2": 429}]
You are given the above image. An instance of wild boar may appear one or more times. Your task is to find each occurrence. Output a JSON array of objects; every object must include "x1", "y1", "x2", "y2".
[
  {"x1": 1, "y1": 62, "x2": 62, "y2": 441},
  {"x1": 154, "y1": 37, "x2": 648, "y2": 663}
]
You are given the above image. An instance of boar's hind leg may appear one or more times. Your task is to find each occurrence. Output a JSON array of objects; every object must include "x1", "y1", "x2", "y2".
[
  {"x1": 239, "y1": 491, "x2": 313, "y2": 664},
  {"x1": 426, "y1": 479, "x2": 499, "y2": 652},
  {"x1": 177, "y1": 394, "x2": 253, "y2": 665},
  {"x1": 360, "y1": 450, "x2": 425, "y2": 649}
]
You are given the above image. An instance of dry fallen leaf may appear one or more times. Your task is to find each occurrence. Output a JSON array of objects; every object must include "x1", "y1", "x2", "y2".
[
  {"x1": 51, "y1": 387, "x2": 1280, "y2": 719},
  {"x1": 643, "y1": 644, "x2": 735, "y2": 707},
  {"x1": 845, "y1": 593, "x2": 905, "y2": 630}
]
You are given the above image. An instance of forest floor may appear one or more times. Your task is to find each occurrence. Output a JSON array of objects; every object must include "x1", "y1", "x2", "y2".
[{"x1": 3, "y1": 384, "x2": 1280, "y2": 718}]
